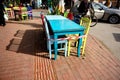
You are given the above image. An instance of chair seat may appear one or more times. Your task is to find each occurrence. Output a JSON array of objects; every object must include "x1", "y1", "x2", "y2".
[
  {"x1": 48, "y1": 35, "x2": 67, "y2": 48},
  {"x1": 50, "y1": 38, "x2": 67, "y2": 44},
  {"x1": 50, "y1": 39, "x2": 68, "y2": 52}
]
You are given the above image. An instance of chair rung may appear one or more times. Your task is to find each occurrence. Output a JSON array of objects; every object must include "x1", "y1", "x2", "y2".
[{"x1": 51, "y1": 48, "x2": 66, "y2": 52}]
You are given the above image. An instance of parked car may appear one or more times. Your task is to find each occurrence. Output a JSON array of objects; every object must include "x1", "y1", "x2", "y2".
[
  {"x1": 72, "y1": 2, "x2": 120, "y2": 24},
  {"x1": 92, "y1": 2, "x2": 120, "y2": 24}
]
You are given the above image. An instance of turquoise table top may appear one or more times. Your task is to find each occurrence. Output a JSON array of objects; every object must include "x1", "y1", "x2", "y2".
[
  {"x1": 48, "y1": 19, "x2": 85, "y2": 33},
  {"x1": 45, "y1": 15, "x2": 66, "y2": 20}
]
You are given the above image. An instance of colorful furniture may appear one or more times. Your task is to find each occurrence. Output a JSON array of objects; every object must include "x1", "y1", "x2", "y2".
[
  {"x1": 41, "y1": 14, "x2": 46, "y2": 33},
  {"x1": 45, "y1": 15, "x2": 66, "y2": 20},
  {"x1": 13, "y1": 7, "x2": 21, "y2": 20},
  {"x1": 45, "y1": 15, "x2": 84, "y2": 60},
  {"x1": 64, "y1": 11, "x2": 68, "y2": 17},
  {"x1": 67, "y1": 12, "x2": 74, "y2": 20},
  {"x1": 67, "y1": 17, "x2": 91, "y2": 57},
  {"x1": 27, "y1": 5, "x2": 33, "y2": 19},
  {"x1": 21, "y1": 7, "x2": 28, "y2": 20},
  {"x1": 80, "y1": 17, "x2": 91, "y2": 56},
  {"x1": 41, "y1": 14, "x2": 44, "y2": 26},
  {"x1": 43, "y1": 18, "x2": 68, "y2": 59},
  {"x1": 48, "y1": 7, "x2": 54, "y2": 14},
  {"x1": 13, "y1": 7, "x2": 28, "y2": 20},
  {"x1": 5, "y1": 8, "x2": 14, "y2": 18}
]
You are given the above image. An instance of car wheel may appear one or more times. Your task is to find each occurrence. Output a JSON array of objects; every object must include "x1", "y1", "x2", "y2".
[{"x1": 108, "y1": 15, "x2": 119, "y2": 24}]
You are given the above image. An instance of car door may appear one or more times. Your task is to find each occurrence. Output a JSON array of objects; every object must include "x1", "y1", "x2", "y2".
[{"x1": 92, "y1": 3, "x2": 105, "y2": 19}]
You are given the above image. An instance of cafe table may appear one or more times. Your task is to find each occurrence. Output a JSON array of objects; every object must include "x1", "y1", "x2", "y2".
[{"x1": 45, "y1": 15, "x2": 85, "y2": 60}]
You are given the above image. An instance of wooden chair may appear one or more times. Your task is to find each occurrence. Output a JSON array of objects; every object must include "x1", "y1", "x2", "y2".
[
  {"x1": 21, "y1": 7, "x2": 28, "y2": 20},
  {"x1": 41, "y1": 14, "x2": 46, "y2": 32},
  {"x1": 48, "y1": 7, "x2": 54, "y2": 14},
  {"x1": 67, "y1": 12, "x2": 74, "y2": 20},
  {"x1": 5, "y1": 8, "x2": 14, "y2": 18},
  {"x1": 64, "y1": 11, "x2": 68, "y2": 17},
  {"x1": 43, "y1": 18, "x2": 68, "y2": 59},
  {"x1": 67, "y1": 17, "x2": 91, "y2": 57},
  {"x1": 13, "y1": 7, "x2": 28, "y2": 20},
  {"x1": 13, "y1": 7, "x2": 21, "y2": 20}
]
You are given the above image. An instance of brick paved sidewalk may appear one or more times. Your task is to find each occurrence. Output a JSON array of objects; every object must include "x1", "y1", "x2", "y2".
[{"x1": 0, "y1": 18, "x2": 120, "y2": 80}]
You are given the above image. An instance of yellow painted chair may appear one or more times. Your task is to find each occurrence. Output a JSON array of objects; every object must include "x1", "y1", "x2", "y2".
[{"x1": 67, "y1": 17, "x2": 91, "y2": 57}]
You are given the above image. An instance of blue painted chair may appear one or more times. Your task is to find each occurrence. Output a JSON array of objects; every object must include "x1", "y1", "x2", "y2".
[{"x1": 43, "y1": 18, "x2": 68, "y2": 59}]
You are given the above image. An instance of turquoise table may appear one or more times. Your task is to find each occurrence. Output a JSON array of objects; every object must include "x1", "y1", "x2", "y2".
[
  {"x1": 45, "y1": 15, "x2": 85, "y2": 60},
  {"x1": 45, "y1": 15, "x2": 66, "y2": 20}
]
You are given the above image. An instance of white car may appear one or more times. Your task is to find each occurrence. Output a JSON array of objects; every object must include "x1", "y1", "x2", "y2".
[{"x1": 92, "y1": 2, "x2": 120, "y2": 24}]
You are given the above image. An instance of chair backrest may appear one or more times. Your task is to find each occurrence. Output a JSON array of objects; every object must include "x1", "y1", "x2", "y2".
[
  {"x1": 43, "y1": 18, "x2": 51, "y2": 39},
  {"x1": 64, "y1": 11, "x2": 68, "y2": 17},
  {"x1": 48, "y1": 7, "x2": 53, "y2": 14},
  {"x1": 21, "y1": 7, "x2": 27, "y2": 11},
  {"x1": 21, "y1": 7, "x2": 27, "y2": 14},
  {"x1": 13, "y1": 7, "x2": 19, "y2": 10},
  {"x1": 80, "y1": 17, "x2": 91, "y2": 35},
  {"x1": 67, "y1": 12, "x2": 74, "y2": 20},
  {"x1": 5, "y1": 8, "x2": 12, "y2": 11},
  {"x1": 41, "y1": 14, "x2": 44, "y2": 25},
  {"x1": 41, "y1": 14, "x2": 46, "y2": 32}
]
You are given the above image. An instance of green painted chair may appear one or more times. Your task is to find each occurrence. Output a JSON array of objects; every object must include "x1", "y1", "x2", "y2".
[
  {"x1": 64, "y1": 11, "x2": 68, "y2": 17},
  {"x1": 21, "y1": 7, "x2": 28, "y2": 20}
]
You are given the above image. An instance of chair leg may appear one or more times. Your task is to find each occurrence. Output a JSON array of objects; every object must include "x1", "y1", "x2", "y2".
[
  {"x1": 19, "y1": 15, "x2": 22, "y2": 20},
  {"x1": 67, "y1": 40, "x2": 71, "y2": 56},
  {"x1": 60, "y1": 43, "x2": 62, "y2": 48},
  {"x1": 64, "y1": 41, "x2": 68, "y2": 57},
  {"x1": 49, "y1": 43, "x2": 52, "y2": 59},
  {"x1": 47, "y1": 41, "x2": 49, "y2": 50},
  {"x1": 76, "y1": 41, "x2": 78, "y2": 47},
  {"x1": 81, "y1": 38, "x2": 87, "y2": 57}
]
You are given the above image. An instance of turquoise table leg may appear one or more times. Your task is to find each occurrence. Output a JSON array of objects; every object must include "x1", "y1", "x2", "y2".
[{"x1": 77, "y1": 33, "x2": 83, "y2": 57}]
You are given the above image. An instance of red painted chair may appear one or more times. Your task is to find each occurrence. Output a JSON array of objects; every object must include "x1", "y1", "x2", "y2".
[{"x1": 67, "y1": 12, "x2": 74, "y2": 20}]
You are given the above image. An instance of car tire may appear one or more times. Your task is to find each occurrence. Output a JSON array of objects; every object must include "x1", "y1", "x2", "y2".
[{"x1": 108, "y1": 15, "x2": 119, "y2": 24}]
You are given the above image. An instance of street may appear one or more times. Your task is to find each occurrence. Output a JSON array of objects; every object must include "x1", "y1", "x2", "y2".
[{"x1": 89, "y1": 21, "x2": 120, "y2": 60}]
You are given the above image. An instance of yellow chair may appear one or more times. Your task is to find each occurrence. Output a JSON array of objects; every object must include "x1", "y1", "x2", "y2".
[{"x1": 67, "y1": 17, "x2": 91, "y2": 57}]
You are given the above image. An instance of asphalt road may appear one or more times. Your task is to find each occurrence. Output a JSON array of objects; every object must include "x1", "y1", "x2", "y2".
[{"x1": 89, "y1": 21, "x2": 120, "y2": 60}]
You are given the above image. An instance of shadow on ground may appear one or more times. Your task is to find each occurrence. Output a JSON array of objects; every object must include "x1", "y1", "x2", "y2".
[
  {"x1": 6, "y1": 29, "x2": 50, "y2": 58},
  {"x1": 113, "y1": 33, "x2": 120, "y2": 42},
  {"x1": 6, "y1": 20, "x2": 43, "y2": 29}
]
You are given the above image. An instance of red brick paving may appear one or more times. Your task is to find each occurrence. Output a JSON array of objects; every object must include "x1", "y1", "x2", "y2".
[{"x1": 0, "y1": 16, "x2": 120, "y2": 80}]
